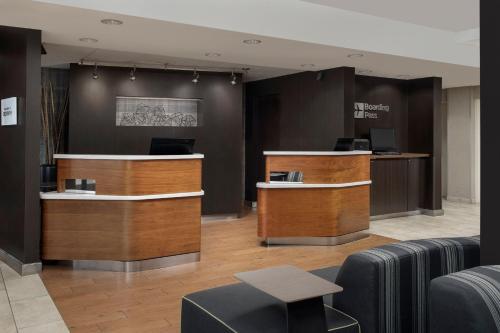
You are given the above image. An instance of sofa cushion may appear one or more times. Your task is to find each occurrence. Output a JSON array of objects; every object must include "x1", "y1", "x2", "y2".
[
  {"x1": 430, "y1": 265, "x2": 500, "y2": 333},
  {"x1": 332, "y1": 236, "x2": 480, "y2": 333},
  {"x1": 181, "y1": 279, "x2": 358, "y2": 333}
]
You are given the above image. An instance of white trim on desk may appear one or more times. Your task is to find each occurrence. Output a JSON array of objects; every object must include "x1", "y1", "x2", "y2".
[
  {"x1": 40, "y1": 190, "x2": 205, "y2": 201},
  {"x1": 256, "y1": 181, "x2": 371, "y2": 189},
  {"x1": 263, "y1": 151, "x2": 372, "y2": 156},
  {"x1": 53, "y1": 154, "x2": 204, "y2": 160}
]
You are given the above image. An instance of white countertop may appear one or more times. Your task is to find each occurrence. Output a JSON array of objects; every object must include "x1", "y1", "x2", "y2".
[
  {"x1": 263, "y1": 151, "x2": 371, "y2": 156},
  {"x1": 40, "y1": 190, "x2": 204, "y2": 201},
  {"x1": 54, "y1": 154, "x2": 204, "y2": 160},
  {"x1": 257, "y1": 181, "x2": 371, "y2": 189}
]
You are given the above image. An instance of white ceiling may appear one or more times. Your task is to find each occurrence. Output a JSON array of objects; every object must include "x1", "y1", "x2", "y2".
[
  {"x1": 303, "y1": 0, "x2": 479, "y2": 32},
  {"x1": 0, "y1": 0, "x2": 480, "y2": 87}
]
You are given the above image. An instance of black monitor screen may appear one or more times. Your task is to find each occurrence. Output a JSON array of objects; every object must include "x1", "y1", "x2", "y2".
[
  {"x1": 149, "y1": 138, "x2": 195, "y2": 155},
  {"x1": 370, "y1": 128, "x2": 397, "y2": 152}
]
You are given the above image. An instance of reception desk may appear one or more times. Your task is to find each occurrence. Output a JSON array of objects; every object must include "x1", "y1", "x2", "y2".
[
  {"x1": 257, "y1": 151, "x2": 372, "y2": 246},
  {"x1": 40, "y1": 154, "x2": 204, "y2": 272},
  {"x1": 370, "y1": 153, "x2": 435, "y2": 218}
]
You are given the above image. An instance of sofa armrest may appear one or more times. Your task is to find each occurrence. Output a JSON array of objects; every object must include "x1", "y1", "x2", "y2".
[{"x1": 430, "y1": 266, "x2": 500, "y2": 333}]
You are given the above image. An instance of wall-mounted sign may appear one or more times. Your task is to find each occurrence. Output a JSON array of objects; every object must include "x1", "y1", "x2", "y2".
[
  {"x1": 354, "y1": 102, "x2": 390, "y2": 119},
  {"x1": 1, "y1": 97, "x2": 18, "y2": 126}
]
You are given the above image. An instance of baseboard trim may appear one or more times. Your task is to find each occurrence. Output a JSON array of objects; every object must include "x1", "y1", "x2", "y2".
[
  {"x1": 371, "y1": 208, "x2": 444, "y2": 220},
  {"x1": 421, "y1": 209, "x2": 445, "y2": 216},
  {"x1": 43, "y1": 252, "x2": 200, "y2": 272},
  {"x1": 202, "y1": 214, "x2": 240, "y2": 223},
  {"x1": 370, "y1": 210, "x2": 423, "y2": 221},
  {"x1": 262, "y1": 230, "x2": 369, "y2": 246},
  {"x1": 0, "y1": 248, "x2": 42, "y2": 276},
  {"x1": 446, "y1": 196, "x2": 473, "y2": 204}
]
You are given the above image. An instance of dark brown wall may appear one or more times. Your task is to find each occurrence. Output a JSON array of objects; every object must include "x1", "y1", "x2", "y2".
[
  {"x1": 245, "y1": 70, "x2": 441, "y2": 211},
  {"x1": 245, "y1": 67, "x2": 355, "y2": 201},
  {"x1": 68, "y1": 64, "x2": 243, "y2": 215},
  {"x1": 408, "y1": 78, "x2": 442, "y2": 210},
  {"x1": 354, "y1": 75, "x2": 409, "y2": 152},
  {"x1": 0, "y1": 26, "x2": 41, "y2": 264},
  {"x1": 354, "y1": 75, "x2": 441, "y2": 211},
  {"x1": 481, "y1": 0, "x2": 500, "y2": 264}
]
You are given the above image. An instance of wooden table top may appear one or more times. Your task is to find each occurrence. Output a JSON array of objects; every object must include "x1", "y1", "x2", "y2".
[
  {"x1": 371, "y1": 153, "x2": 431, "y2": 160},
  {"x1": 235, "y1": 265, "x2": 343, "y2": 303}
]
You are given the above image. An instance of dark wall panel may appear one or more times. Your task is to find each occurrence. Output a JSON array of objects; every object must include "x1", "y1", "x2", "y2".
[
  {"x1": 480, "y1": 0, "x2": 500, "y2": 264},
  {"x1": 408, "y1": 78, "x2": 442, "y2": 210},
  {"x1": 354, "y1": 75, "x2": 409, "y2": 152},
  {"x1": 0, "y1": 26, "x2": 41, "y2": 263},
  {"x1": 68, "y1": 65, "x2": 243, "y2": 215},
  {"x1": 245, "y1": 67, "x2": 355, "y2": 201}
]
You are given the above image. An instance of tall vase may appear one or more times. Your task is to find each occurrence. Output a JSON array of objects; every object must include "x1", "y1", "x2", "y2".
[{"x1": 40, "y1": 164, "x2": 57, "y2": 192}]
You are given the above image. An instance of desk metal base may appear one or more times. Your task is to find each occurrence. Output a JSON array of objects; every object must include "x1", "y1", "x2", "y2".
[
  {"x1": 45, "y1": 252, "x2": 200, "y2": 272},
  {"x1": 263, "y1": 230, "x2": 369, "y2": 246}
]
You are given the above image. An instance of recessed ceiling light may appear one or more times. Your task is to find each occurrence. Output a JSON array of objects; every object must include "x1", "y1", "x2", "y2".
[
  {"x1": 101, "y1": 19, "x2": 123, "y2": 25},
  {"x1": 243, "y1": 39, "x2": 262, "y2": 45},
  {"x1": 205, "y1": 52, "x2": 221, "y2": 57},
  {"x1": 79, "y1": 37, "x2": 98, "y2": 43},
  {"x1": 347, "y1": 53, "x2": 364, "y2": 58},
  {"x1": 300, "y1": 64, "x2": 315, "y2": 68}
]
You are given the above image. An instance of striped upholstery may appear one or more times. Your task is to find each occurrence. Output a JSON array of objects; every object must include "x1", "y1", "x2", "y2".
[
  {"x1": 332, "y1": 236, "x2": 480, "y2": 333},
  {"x1": 430, "y1": 265, "x2": 500, "y2": 333}
]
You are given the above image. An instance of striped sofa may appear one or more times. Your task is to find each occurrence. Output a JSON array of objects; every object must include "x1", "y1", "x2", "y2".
[
  {"x1": 181, "y1": 236, "x2": 480, "y2": 333},
  {"x1": 331, "y1": 236, "x2": 480, "y2": 333},
  {"x1": 430, "y1": 265, "x2": 500, "y2": 333}
]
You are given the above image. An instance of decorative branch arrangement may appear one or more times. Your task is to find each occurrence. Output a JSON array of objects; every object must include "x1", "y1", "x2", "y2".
[{"x1": 41, "y1": 80, "x2": 69, "y2": 165}]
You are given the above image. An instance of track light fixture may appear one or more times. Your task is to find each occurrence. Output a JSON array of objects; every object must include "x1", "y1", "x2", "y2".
[
  {"x1": 92, "y1": 63, "x2": 99, "y2": 79},
  {"x1": 192, "y1": 70, "x2": 199, "y2": 83},
  {"x1": 230, "y1": 71, "x2": 237, "y2": 85},
  {"x1": 130, "y1": 66, "x2": 136, "y2": 81}
]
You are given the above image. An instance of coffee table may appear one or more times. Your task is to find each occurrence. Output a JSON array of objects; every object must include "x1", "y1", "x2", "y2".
[{"x1": 235, "y1": 265, "x2": 343, "y2": 333}]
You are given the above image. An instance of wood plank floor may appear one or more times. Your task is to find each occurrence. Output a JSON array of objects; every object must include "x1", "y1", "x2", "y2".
[{"x1": 40, "y1": 210, "x2": 396, "y2": 333}]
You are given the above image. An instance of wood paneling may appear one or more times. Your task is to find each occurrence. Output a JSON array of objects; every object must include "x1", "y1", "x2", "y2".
[
  {"x1": 42, "y1": 197, "x2": 201, "y2": 261},
  {"x1": 370, "y1": 158, "x2": 430, "y2": 216},
  {"x1": 57, "y1": 159, "x2": 202, "y2": 195},
  {"x1": 265, "y1": 155, "x2": 371, "y2": 183},
  {"x1": 370, "y1": 159, "x2": 409, "y2": 216},
  {"x1": 258, "y1": 186, "x2": 370, "y2": 238},
  {"x1": 68, "y1": 64, "x2": 243, "y2": 215},
  {"x1": 40, "y1": 211, "x2": 396, "y2": 333}
]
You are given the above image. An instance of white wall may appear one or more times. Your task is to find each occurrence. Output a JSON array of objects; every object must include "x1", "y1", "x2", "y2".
[{"x1": 444, "y1": 86, "x2": 480, "y2": 203}]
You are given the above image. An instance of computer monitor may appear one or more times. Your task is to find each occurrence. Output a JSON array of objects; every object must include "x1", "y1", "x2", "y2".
[
  {"x1": 370, "y1": 128, "x2": 398, "y2": 152},
  {"x1": 149, "y1": 138, "x2": 195, "y2": 155}
]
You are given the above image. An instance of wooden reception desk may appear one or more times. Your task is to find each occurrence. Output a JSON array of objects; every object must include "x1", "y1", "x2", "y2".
[
  {"x1": 40, "y1": 154, "x2": 204, "y2": 272},
  {"x1": 257, "y1": 151, "x2": 372, "y2": 246}
]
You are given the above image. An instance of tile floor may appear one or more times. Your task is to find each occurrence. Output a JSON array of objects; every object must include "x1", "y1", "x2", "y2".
[
  {"x1": 369, "y1": 200, "x2": 480, "y2": 240},
  {"x1": 0, "y1": 200, "x2": 479, "y2": 332},
  {"x1": 0, "y1": 262, "x2": 68, "y2": 333}
]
